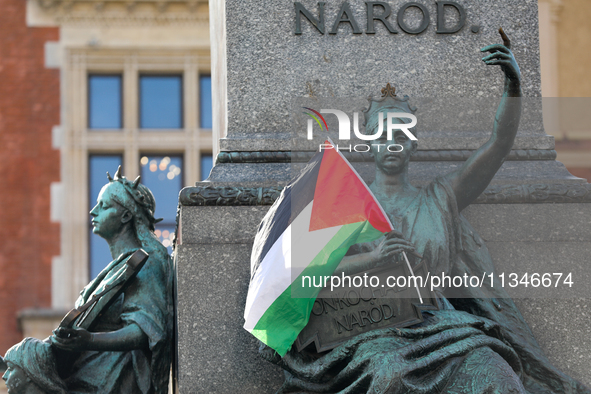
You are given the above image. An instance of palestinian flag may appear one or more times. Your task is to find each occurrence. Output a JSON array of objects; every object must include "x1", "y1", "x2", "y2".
[{"x1": 243, "y1": 141, "x2": 393, "y2": 356}]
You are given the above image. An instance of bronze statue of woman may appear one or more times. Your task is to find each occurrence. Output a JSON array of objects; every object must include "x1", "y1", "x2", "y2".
[
  {"x1": 264, "y1": 30, "x2": 591, "y2": 394},
  {"x1": 2, "y1": 169, "x2": 173, "y2": 393}
]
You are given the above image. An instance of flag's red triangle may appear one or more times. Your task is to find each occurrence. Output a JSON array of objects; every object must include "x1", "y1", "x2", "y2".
[{"x1": 309, "y1": 145, "x2": 392, "y2": 233}]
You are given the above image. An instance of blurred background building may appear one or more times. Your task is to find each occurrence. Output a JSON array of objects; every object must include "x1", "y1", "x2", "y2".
[
  {"x1": 0, "y1": 0, "x2": 213, "y2": 368},
  {"x1": 0, "y1": 0, "x2": 589, "y2": 391},
  {"x1": 539, "y1": 0, "x2": 591, "y2": 180}
]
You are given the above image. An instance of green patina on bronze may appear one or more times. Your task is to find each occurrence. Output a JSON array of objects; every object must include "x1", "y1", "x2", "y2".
[
  {"x1": 2, "y1": 168, "x2": 173, "y2": 394},
  {"x1": 260, "y1": 30, "x2": 591, "y2": 394}
]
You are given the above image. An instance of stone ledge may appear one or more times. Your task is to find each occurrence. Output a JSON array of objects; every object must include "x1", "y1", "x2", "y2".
[
  {"x1": 217, "y1": 149, "x2": 558, "y2": 164},
  {"x1": 179, "y1": 182, "x2": 591, "y2": 206},
  {"x1": 30, "y1": 0, "x2": 209, "y2": 26}
]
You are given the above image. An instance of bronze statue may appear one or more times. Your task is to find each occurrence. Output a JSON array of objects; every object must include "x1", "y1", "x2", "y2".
[
  {"x1": 261, "y1": 30, "x2": 591, "y2": 394},
  {"x1": 2, "y1": 168, "x2": 173, "y2": 393}
]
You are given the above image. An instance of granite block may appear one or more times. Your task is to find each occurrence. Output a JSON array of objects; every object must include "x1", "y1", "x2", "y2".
[
  {"x1": 463, "y1": 203, "x2": 591, "y2": 243},
  {"x1": 176, "y1": 203, "x2": 591, "y2": 391},
  {"x1": 515, "y1": 298, "x2": 591, "y2": 388},
  {"x1": 180, "y1": 206, "x2": 269, "y2": 244},
  {"x1": 225, "y1": 0, "x2": 543, "y2": 149},
  {"x1": 209, "y1": 162, "x2": 292, "y2": 183},
  {"x1": 176, "y1": 243, "x2": 283, "y2": 393},
  {"x1": 484, "y1": 241, "x2": 591, "y2": 299}
]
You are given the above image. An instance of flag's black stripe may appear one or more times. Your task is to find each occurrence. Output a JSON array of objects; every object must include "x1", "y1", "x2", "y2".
[
  {"x1": 287, "y1": 150, "x2": 323, "y2": 226},
  {"x1": 250, "y1": 151, "x2": 324, "y2": 279}
]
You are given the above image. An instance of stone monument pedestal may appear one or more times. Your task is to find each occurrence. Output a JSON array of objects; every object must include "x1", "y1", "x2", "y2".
[
  {"x1": 174, "y1": 0, "x2": 591, "y2": 392},
  {"x1": 175, "y1": 179, "x2": 591, "y2": 393}
]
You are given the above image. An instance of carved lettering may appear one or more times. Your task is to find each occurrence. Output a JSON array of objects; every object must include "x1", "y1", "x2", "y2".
[
  {"x1": 359, "y1": 309, "x2": 373, "y2": 326},
  {"x1": 295, "y1": 2, "x2": 326, "y2": 35},
  {"x1": 323, "y1": 298, "x2": 339, "y2": 313},
  {"x1": 329, "y1": 2, "x2": 362, "y2": 34},
  {"x1": 294, "y1": 1, "x2": 468, "y2": 37},
  {"x1": 360, "y1": 286, "x2": 376, "y2": 302},
  {"x1": 347, "y1": 289, "x2": 360, "y2": 305},
  {"x1": 381, "y1": 304, "x2": 394, "y2": 320},
  {"x1": 436, "y1": 1, "x2": 466, "y2": 34},
  {"x1": 297, "y1": 262, "x2": 438, "y2": 352},
  {"x1": 335, "y1": 292, "x2": 351, "y2": 309},
  {"x1": 311, "y1": 299, "x2": 324, "y2": 316},
  {"x1": 335, "y1": 315, "x2": 352, "y2": 333},
  {"x1": 370, "y1": 306, "x2": 383, "y2": 323},
  {"x1": 397, "y1": 2, "x2": 430, "y2": 34},
  {"x1": 365, "y1": 1, "x2": 397, "y2": 34},
  {"x1": 350, "y1": 313, "x2": 363, "y2": 328}
]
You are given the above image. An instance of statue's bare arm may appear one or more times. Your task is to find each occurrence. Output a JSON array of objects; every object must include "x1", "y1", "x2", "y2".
[{"x1": 446, "y1": 29, "x2": 522, "y2": 212}]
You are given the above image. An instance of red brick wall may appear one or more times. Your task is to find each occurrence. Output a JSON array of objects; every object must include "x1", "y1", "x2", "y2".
[{"x1": 0, "y1": 0, "x2": 60, "y2": 353}]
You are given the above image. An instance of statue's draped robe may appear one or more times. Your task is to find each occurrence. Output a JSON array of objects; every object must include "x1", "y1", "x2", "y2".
[
  {"x1": 63, "y1": 248, "x2": 173, "y2": 394},
  {"x1": 265, "y1": 178, "x2": 590, "y2": 394}
]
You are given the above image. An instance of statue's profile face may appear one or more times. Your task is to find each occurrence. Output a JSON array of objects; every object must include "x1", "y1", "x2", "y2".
[
  {"x1": 89, "y1": 184, "x2": 130, "y2": 240},
  {"x1": 2, "y1": 361, "x2": 32, "y2": 394},
  {"x1": 370, "y1": 126, "x2": 417, "y2": 175}
]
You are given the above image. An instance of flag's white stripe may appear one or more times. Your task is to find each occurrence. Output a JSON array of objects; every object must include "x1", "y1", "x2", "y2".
[{"x1": 244, "y1": 201, "x2": 342, "y2": 330}]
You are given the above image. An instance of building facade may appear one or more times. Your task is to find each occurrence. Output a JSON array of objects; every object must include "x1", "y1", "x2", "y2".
[
  {"x1": 539, "y1": 0, "x2": 591, "y2": 180},
  {"x1": 0, "y1": 0, "x2": 213, "y2": 367}
]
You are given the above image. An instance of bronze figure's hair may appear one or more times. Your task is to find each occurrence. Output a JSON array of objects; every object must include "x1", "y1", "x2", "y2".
[{"x1": 105, "y1": 166, "x2": 169, "y2": 260}]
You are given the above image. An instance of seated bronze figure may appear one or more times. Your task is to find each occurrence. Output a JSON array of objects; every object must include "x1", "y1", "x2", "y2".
[
  {"x1": 1, "y1": 169, "x2": 173, "y2": 393},
  {"x1": 261, "y1": 30, "x2": 591, "y2": 394}
]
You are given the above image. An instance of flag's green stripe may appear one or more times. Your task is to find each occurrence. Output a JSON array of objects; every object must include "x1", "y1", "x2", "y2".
[{"x1": 251, "y1": 220, "x2": 384, "y2": 356}]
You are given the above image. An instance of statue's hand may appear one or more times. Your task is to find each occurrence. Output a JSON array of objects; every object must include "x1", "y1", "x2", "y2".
[
  {"x1": 50, "y1": 327, "x2": 93, "y2": 352},
  {"x1": 481, "y1": 28, "x2": 521, "y2": 83},
  {"x1": 370, "y1": 230, "x2": 416, "y2": 264}
]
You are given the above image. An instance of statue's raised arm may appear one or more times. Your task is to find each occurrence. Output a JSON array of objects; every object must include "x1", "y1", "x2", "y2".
[{"x1": 445, "y1": 28, "x2": 522, "y2": 212}]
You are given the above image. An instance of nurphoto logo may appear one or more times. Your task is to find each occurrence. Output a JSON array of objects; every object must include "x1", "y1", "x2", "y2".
[{"x1": 302, "y1": 107, "x2": 417, "y2": 152}]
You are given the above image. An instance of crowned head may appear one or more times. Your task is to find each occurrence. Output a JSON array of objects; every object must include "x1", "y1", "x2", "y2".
[
  {"x1": 102, "y1": 166, "x2": 162, "y2": 232},
  {"x1": 363, "y1": 83, "x2": 418, "y2": 138}
]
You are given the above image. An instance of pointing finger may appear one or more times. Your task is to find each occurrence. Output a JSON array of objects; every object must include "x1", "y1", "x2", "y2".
[
  {"x1": 499, "y1": 27, "x2": 511, "y2": 49},
  {"x1": 482, "y1": 52, "x2": 511, "y2": 62},
  {"x1": 480, "y1": 44, "x2": 510, "y2": 54},
  {"x1": 484, "y1": 59, "x2": 512, "y2": 67}
]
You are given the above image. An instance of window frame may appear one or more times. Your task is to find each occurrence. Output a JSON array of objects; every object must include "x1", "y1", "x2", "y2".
[
  {"x1": 87, "y1": 73, "x2": 124, "y2": 130},
  {"x1": 199, "y1": 73, "x2": 212, "y2": 130},
  {"x1": 139, "y1": 73, "x2": 185, "y2": 130},
  {"x1": 55, "y1": 47, "x2": 212, "y2": 304}
]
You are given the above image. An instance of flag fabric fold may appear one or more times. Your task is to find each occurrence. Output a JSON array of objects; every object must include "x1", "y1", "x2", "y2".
[{"x1": 243, "y1": 142, "x2": 393, "y2": 356}]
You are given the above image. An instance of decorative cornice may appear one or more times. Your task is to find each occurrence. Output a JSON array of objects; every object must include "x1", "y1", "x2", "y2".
[
  {"x1": 179, "y1": 186, "x2": 283, "y2": 206},
  {"x1": 216, "y1": 149, "x2": 558, "y2": 164},
  {"x1": 179, "y1": 183, "x2": 591, "y2": 206},
  {"x1": 474, "y1": 183, "x2": 591, "y2": 204},
  {"x1": 34, "y1": 0, "x2": 208, "y2": 26}
]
